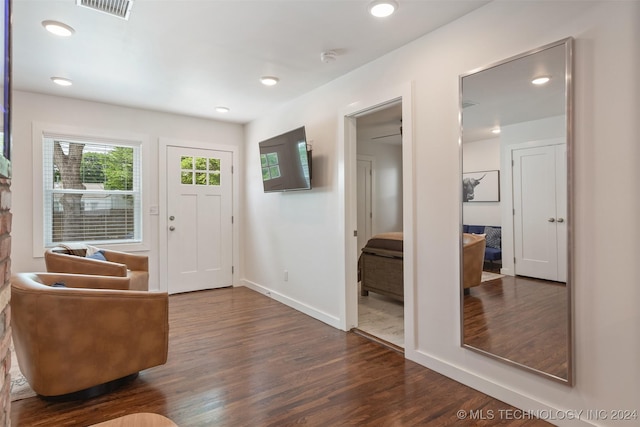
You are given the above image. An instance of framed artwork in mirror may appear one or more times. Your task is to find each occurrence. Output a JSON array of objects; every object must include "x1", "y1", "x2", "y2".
[
  {"x1": 462, "y1": 170, "x2": 499, "y2": 202},
  {"x1": 0, "y1": 0, "x2": 10, "y2": 179}
]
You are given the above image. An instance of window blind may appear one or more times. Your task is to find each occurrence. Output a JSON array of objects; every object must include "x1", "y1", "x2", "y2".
[{"x1": 43, "y1": 136, "x2": 142, "y2": 246}]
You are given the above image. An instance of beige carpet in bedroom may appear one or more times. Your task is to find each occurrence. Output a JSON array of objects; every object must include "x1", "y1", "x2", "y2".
[{"x1": 358, "y1": 292, "x2": 404, "y2": 348}]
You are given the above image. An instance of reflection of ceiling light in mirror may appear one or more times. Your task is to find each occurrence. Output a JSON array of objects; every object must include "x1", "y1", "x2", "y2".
[
  {"x1": 215, "y1": 106, "x2": 230, "y2": 113},
  {"x1": 491, "y1": 128, "x2": 501, "y2": 134},
  {"x1": 531, "y1": 76, "x2": 551, "y2": 85},
  {"x1": 368, "y1": 0, "x2": 398, "y2": 17},
  {"x1": 51, "y1": 77, "x2": 73, "y2": 86},
  {"x1": 42, "y1": 20, "x2": 75, "y2": 37},
  {"x1": 260, "y1": 76, "x2": 279, "y2": 86}
]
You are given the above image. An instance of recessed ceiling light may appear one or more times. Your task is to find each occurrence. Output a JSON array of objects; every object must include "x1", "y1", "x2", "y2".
[
  {"x1": 215, "y1": 106, "x2": 230, "y2": 113},
  {"x1": 260, "y1": 76, "x2": 279, "y2": 86},
  {"x1": 42, "y1": 20, "x2": 75, "y2": 37},
  {"x1": 491, "y1": 128, "x2": 501, "y2": 135},
  {"x1": 51, "y1": 77, "x2": 73, "y2": 87},
  {"x1": 369, "y1": 0, "x2": 398, "y2": 18},
  {"x1": 531, "y1": 76, "x2": 551, "y2": 85}
]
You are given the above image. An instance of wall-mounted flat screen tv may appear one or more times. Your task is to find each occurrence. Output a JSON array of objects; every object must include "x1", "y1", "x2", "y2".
[{"x1": 259, "y1": 126, "x2": 312, "y2": 192}]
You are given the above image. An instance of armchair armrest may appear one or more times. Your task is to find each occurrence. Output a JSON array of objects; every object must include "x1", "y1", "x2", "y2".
[
  {"x1": 45, "y1": 250, "x2": 128, "y2": 277},
  {"x1": 463, "y1": 233, "x2": 486, "y2": 289},
  {"x1": 30, "y1": 272, "x2": 130, "y2": 290},
  {"x1": 103, "y1": 250, "x2": 149, "y2": 272}
]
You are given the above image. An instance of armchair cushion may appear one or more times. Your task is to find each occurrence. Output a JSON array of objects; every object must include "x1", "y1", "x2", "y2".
[
  {"x1": 86, "y1": 250, "x2": 107, "y2": 261},
  {"x1": 484, "y1": 226, "x2": 502, "y2": 249},
  {"x1": 463, "y1": 225, "x2": 502, "y2": 263}
]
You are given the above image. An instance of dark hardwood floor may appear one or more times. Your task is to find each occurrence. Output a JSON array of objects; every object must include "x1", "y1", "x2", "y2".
[
  {"x1": 13, "y1": 287, "x2": 551, "y2": 426},
  {"x1": 463, "y1": 275, "x2": 569, "y2": 380}
]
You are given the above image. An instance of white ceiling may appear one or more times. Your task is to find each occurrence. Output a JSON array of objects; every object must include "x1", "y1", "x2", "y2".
[
  {"x1": 13, "y1": 0, "x2": 490, "y2": 124},
  {"x1": 461, "y1": 42, "x2": 567, "y2": 142}
]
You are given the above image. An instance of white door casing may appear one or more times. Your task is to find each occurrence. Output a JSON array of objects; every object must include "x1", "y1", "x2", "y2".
[
  {"x1": 338, "y1": 82, "x2": 414, "y2": 354},
  {"x1": 166, "y1": 146, "x2": 233, "y2": 294}
]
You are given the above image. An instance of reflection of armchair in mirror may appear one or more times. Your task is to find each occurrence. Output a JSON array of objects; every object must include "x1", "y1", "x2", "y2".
[
  {"x1": 462, "y1": 233, "x2": 485, "y2": 294},
  {"x1": 459, "y1": 38, "x2": 573, "y2": 384}
]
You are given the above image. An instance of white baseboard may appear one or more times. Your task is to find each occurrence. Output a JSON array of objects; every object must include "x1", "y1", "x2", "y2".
[
  {"x1": 405, "y1": 349, "x2": 594, "y2": 427},
  {"x1": 240, "y1": 279, "x2": 341, "y2": 329}
]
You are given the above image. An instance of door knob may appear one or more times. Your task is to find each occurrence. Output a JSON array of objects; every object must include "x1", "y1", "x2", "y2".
[
  {"x1": 557, "y1": 218, "x2": 565, "y2": 223},
  {"x1": 169, "y1": 226, "x2": 175, "y2": 231},
  {"x1": 548, "y1": 217, "x2": 556, "y2": 222}
]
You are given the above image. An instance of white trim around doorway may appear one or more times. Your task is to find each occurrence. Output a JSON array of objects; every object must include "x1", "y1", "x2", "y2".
[{"x1": 337, "y1": 81, "x2": 415, "y2": 353}]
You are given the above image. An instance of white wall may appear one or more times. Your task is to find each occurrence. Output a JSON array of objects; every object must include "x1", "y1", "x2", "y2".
[
  {"x1": 502, "y1": 115, "x2": 565, "y2": 146},
  {"x1": 12, "y1": 91, "x2": 244, "y2": 289},
  {"x1": 356, "y1": 141, "x2": 403, "y2": 234},
  {"x1": 241, "y1": 109, "x2": 344, "y2": 325},
  {"x1": 242, "y1": 1, "x2": 640, "y2": 425}
]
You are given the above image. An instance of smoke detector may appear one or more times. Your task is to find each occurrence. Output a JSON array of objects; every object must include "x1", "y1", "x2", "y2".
[
  {"x1": 320, "y1": 50, "x2": 337, "y2": 63},
  {"x1": 76, "y1": 0, "x2": 134, "y2": 20}
]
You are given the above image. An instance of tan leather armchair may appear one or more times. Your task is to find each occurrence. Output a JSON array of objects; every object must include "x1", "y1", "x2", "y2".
[
  {"x1": 463, "y1": 233, "x2": 486, "y2": 290},
  {"x1": 11, "y1": 272, "x2": 168, "y2": 399},
  {"x1": 45, "y1": 246, "x2": 149, "y2": 291}
]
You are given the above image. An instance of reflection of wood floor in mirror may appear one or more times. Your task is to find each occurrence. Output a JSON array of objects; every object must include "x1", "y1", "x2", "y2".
[
  {"x1": 464, "y1": 276, "x2": 568, "y2": 379},
  {"x1": 357, "y1": 291, "x2": 404, "y2": 350}
]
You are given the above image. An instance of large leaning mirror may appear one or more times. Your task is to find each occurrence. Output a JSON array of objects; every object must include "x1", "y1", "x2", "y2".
[{"x1": 459, "y1": 38, "x2": 573, "y2": 384}]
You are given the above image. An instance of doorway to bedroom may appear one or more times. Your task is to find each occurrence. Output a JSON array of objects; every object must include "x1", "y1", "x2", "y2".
[{"x1": 354, "y1": 101, "x2": 405, "y2": 350}]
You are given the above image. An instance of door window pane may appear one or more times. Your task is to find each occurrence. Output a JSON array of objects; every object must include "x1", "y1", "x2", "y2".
[
  {"x1": 181, "y1": 171, "x2": 193, "y2": 184},
  {"x1": 181, "y1": 156, "x2": 193, "y2": 169},
  {"x1": 195, "y1": 157, "x2": 207, "y2": 170}
]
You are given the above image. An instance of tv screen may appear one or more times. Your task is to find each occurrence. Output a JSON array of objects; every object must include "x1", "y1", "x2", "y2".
[{"x1": 259, "y1": 126, "x2": 312, "y2": 192}]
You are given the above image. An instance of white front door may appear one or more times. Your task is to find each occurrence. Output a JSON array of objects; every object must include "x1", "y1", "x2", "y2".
[
  {"x1": 513, "y1": 144, "x2": 567, "y2": 282},
  {"x1": 167, "y1": 146, "x2": 233, "y2": 294}
]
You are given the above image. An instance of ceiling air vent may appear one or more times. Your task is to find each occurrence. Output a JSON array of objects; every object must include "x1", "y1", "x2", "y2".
[
  {"x1": 76, "y1": 0, "x2": 134, "y2": 20},
  {"x1": 461, "y1": 100, "x2": 477, "y2": 109}
]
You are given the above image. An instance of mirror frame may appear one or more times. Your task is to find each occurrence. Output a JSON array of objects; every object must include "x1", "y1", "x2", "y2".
[
  {"x1": 458, "y1": 37, "x2": 574, "y2": 385},
  {"x1": 0, "y1": 0, "x2": 11, "y2": 179}
]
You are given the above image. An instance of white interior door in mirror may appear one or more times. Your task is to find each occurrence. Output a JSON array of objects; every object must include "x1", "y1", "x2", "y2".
[{"x1": 512, "y1": 143, "x2": 567, "y2": 282}]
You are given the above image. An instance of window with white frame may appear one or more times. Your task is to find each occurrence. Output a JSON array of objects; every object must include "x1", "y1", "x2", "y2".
[{"x1": 42, "y1": 136, "x2": 142, "y2": 246}]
